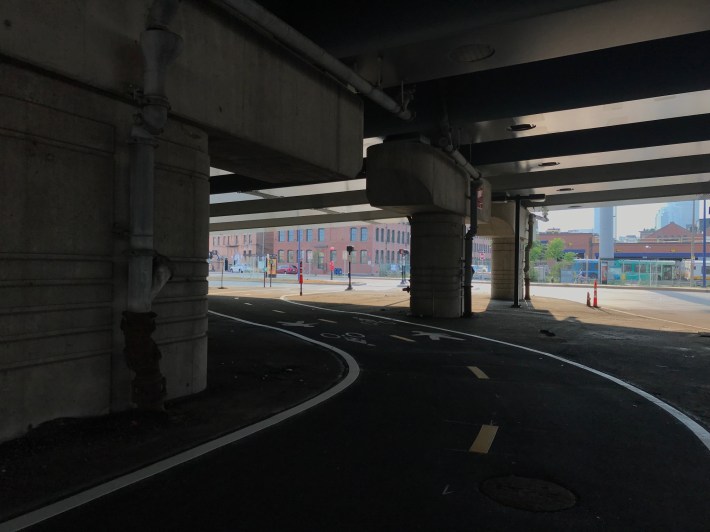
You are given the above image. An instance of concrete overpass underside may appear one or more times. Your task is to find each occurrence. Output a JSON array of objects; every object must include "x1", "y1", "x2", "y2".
[{"x1": 1, "y1": 0, "x2": 709, "y2": 441}]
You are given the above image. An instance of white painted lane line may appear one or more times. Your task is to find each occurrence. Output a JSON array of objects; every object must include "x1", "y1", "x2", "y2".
[
  {"x1": 5, "y1": 311, "x2": 360, "y2": 531},
  {"x1": 244, "y1": 302, "x2": 252, "y2": 306},
  {"x1": 318, "y1": 319, "x2": 337, "y2": 323},
  {"x1": 272, "y1": 310, "x2": 285, "y2": 313},
  {"x1": 468, "y1": 366, "x2": 489, "y2": 379},
  {"x1": 469, "y1": 424, "x2": 498, "y2": 454},
  {"x1": 604, "y1": 307, "x2": 710, "y2": 332},
  {"x1": 390, "y1": 335, "x2": 415, "y2": 343},
  {"x1": 281, "y1": 296, "x2": 710, "y2": 453}
]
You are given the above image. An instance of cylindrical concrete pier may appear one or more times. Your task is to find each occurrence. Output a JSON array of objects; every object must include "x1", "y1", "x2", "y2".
[{"x1": 410, "y1": 213, "x2": 465, "y2": 317}]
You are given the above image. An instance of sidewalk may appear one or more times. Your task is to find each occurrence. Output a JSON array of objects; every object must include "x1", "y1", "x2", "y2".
[
  {"x1": 1, "y1": 287, "x2": 708, "y2": 525},
  {"x1": 0, "y1": 301, "x2": 347, "y2": 523}
]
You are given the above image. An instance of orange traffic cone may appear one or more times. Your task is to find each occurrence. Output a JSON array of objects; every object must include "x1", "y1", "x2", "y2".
[
  {"x1": 586, "y1": 292, "x2": 591, "y2": 307},
  {"x1": 593, "y1": 280, "x2": 599, "y2": 308}
]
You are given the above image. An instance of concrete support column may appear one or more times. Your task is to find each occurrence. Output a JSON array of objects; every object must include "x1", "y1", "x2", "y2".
[
  {"x1": 491, "y1": 236, "x2": 522, "y2": 301},
  {"x1": 410, "y1": 213, "x2": 466, "y2": 318}
]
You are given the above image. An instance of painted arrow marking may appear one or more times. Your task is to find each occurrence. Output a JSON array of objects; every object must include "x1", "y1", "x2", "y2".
[{"x1": 411, "y1": 331, "x2": 464, "y2": 341}]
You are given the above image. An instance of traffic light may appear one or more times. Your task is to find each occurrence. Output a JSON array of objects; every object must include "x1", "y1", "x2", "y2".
[{"x1": 346, "y1": 245, "x2": 354, "y2": 253}]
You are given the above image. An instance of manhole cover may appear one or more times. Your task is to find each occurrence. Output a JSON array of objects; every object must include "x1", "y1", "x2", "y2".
[{"x1": 480, "y1": 476, "x2": 576, "y2": 512}]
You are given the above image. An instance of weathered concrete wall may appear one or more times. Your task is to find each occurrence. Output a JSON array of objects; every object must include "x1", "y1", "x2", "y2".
[
  {"x1": 0, "y1": 0, "x2": 363, "y2": 183},
  {"x1": 0, "y1": 62, "x2": 209, "y2": 441}
]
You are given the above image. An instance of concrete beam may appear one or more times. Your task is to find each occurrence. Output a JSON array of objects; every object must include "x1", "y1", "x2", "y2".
[
  {"x1": 0, "y1": 0, "x2": 363, "y2": 184},
  {"x1": 210, "y1": 190, "x2": 369, "y2": 217},
  {"x1": 210, "y1": 208, "x2": 406, "y2": 231},
  {"x1": 487, "y1": 153, "x2": 710, "y2": 193},
  {"x1": 541, "y1": 180, "x2": 710, "y2": 207}
]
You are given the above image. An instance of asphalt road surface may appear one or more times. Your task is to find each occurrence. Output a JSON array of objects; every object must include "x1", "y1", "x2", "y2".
[{"x1": 24, "y1": 288, "x2": 710, "y2": 531}]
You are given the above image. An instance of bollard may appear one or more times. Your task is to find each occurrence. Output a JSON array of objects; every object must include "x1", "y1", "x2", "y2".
[
  {"x1": 586, "y1": 292, "x2": 591, "y2": 307},
  {"x1": 593, "y1": 280, "x2": 599, "y2": 308}
]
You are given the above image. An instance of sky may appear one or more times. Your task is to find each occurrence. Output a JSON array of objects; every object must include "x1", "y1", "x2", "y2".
[{"x1": 537, "y1": 201, "x2": 706, "y2": 237}]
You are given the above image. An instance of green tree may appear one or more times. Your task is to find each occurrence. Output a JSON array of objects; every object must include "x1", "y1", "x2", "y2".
[
  {"x1": 530, "y1": 241, "x2": 544, "y2": 262},
  {"x1": 545, "y1": 238, "x2": 566, "y2": 261}
]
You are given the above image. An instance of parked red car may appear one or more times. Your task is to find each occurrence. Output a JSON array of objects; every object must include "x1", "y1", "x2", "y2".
[{"x1": 276, "y1": 264, "x2": 298, "y2": 274}]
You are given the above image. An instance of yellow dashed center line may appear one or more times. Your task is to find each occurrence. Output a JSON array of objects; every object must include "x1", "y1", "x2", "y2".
[
  {"x1": 390, "y1": 335, "x2": 415, "y2": 343},
  {"x1": 467, "y1": 366, "x2": 489, "y2": 379},
  {"x1": 469, "y1": 425, "x2": 498, "y2": 454}
]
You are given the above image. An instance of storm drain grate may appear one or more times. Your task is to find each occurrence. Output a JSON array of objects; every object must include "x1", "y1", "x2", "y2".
[{"x1": 480, "y1": 476, "x2": 576, "y2": 512}]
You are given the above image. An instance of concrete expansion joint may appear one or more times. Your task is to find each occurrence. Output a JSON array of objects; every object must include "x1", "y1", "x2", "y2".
[{"x1": 125, "y1": 248, "x2": 156, "y2": 258}]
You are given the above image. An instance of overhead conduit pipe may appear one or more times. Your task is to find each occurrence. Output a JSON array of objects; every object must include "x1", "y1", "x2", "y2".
[
  {"x1": 216, "y1": 0, "x2": 413, "y2": 121},
  {"x1": 215, "y1": 0, "x2": 482, "y2": 180}
]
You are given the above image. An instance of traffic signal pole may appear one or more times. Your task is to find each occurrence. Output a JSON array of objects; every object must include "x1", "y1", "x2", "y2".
[{"x1": 346, "y1": 245, "x2": 354, "y2": 290}]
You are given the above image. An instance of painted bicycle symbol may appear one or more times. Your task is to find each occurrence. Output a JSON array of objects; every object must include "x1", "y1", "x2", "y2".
[
  {"x1": 320, "y1": 331, "x2": 375, "y2": 347},
  {"x1": 352, "y1": 317, "x2": 386, "y2": 326}
]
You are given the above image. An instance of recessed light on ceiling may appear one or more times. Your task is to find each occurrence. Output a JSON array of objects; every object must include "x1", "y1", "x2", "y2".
[
  {"x1": 450, "y1": 43, "x2": 495, "y2": 63},
  {"x1": 538, "y1": 161, "x2": 560, "y2": 167},
  {"x1": 507, "y1": 123, "x2": 536, "y2": 132},
  {"x1": 557, "y1": 187, "x2": 574, "y2": 192}
]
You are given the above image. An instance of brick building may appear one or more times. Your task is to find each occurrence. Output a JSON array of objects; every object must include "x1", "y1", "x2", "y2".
[
  {"x1": 209, "y1": 222, "x2": 493, "y2": 276},
  {"x1": 539, "y1": 224, "x2": 707, "y2": 261}
]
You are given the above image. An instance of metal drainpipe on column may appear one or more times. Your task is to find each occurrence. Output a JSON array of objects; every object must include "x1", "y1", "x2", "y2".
[
  {"x1": 463, "y1": 179, "x2": 479, "y2": 317},
  {"x1": 523, "y1": 212, "x2": 534, "y2": 300},
  {"x1": 122, "y1": 0, "x2": 183, "y2": 411}
]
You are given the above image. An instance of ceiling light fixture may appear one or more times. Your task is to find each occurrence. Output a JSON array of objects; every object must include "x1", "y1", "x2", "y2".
[
  {"x1": 524, "y1": 194, "x2": 546, "y2": 203},
  {"x1": 507, "y1": 123, "x2": 536, "y2": 132},
  {"x1": 568, "y1": 205, "x2": 582, "y2": 209},
  {"x1": 450, "y1": 43, "x2": 495, "y2": 63}
]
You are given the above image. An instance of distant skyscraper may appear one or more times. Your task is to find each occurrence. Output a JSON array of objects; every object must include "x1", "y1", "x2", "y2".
[
  {"x1": 594, "y1": 207, "x2": 617, "y2": 238},
  {"x1": 655, "y1": 201, "x2": 696, "y2": 230},
  {"x1": 597, "y1": 207, "x2": 615, "y2": 258}
]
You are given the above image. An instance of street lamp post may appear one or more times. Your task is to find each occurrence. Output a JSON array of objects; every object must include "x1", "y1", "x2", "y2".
[
  {"x1": 330, "y1": 246, "x2": 335, "y2": 280},
  {"x1": 346, "y1": 245, "x2": 354, "y2": 290},
  {"x1": 703, "y1": 197, "x2": 707, "y2": 289},
  {"x1": 691, "y1": 200, "x2": 696, "y2": 287}
]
